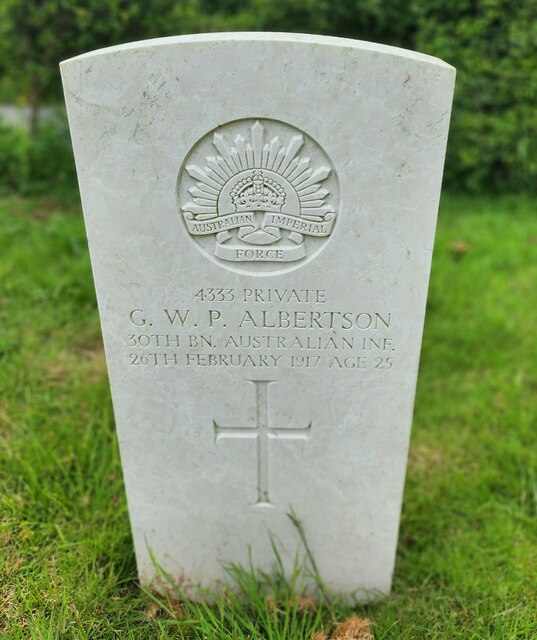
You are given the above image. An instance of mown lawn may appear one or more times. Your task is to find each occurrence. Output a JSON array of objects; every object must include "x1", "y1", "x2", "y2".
[{"x1": 1, "y1": 194, "x2": 536, "y2": 639}]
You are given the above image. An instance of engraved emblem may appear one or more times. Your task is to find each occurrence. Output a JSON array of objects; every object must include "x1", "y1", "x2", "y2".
[{"x1": 177, "y1": 118, "x2": 339, "y2": 274}]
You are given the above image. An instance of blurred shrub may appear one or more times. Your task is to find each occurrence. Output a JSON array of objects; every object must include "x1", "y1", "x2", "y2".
[
  {"x1": 0, "y1": 116, "x2": 76, "y2": 196},
  {"x1": 415, "y1": 0, "x2": 537, "y2": 194},
  {"x1": 0, "y1": 121, "x2": 28, "y2": 192},
  {"x1": 0, "y1": 0, "x2": 535, "y2": 195}
]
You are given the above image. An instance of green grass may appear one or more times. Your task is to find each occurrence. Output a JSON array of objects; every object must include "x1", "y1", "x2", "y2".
[{"x1": 1, "y1": 193, "x2": 536, "y2": 638}]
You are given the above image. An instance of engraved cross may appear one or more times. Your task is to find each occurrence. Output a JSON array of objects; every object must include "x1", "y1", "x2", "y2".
[{"x1": 213, "y1": 380, "x2": 311, "y2": 506}]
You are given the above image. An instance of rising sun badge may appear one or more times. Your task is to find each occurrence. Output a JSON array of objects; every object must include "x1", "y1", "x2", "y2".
[{"x1": 177, "y1": 118, "x2": 339, "y2": 274}]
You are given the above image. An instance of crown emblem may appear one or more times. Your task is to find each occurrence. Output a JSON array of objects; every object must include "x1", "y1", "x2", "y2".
[
  {"x1": 179, "y1": 119, "x2": 338, "y2": 269},
  {"x1": 230, "y1": 170, "x2": 286, "y2": 212}
]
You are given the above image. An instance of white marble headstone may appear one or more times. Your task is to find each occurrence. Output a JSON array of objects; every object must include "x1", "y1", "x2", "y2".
[{"x1": 61, "y1": 33, "x2": 455, "y2": 600}]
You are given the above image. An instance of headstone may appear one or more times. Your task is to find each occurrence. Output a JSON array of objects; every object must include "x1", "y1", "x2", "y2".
[{"x1": 61, "y1": 33, "x2": 455, "y2": 600}]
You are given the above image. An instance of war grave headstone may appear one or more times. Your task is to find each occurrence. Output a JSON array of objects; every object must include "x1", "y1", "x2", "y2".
[{"x1": 61, "y1": 32, "x2": 455, "y2": 599}]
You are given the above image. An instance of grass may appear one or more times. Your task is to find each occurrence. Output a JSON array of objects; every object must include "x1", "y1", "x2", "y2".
[{"x1": 1, "y1": 193, "x2": 536, "y2": 638}]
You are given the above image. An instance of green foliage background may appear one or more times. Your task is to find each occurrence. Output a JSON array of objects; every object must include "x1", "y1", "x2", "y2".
[{"x1": 0, "y1": 0, "x2": 536, "y2": 193}]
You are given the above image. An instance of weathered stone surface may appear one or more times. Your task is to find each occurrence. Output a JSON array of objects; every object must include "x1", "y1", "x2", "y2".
[{"x1": 61, "y1": 32, "x2": 455, "y2": 599}]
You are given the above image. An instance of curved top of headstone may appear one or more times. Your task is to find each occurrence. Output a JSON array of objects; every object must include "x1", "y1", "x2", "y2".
[{"x1": 60, "y1": 31, "x2": 455, "y2": 71}]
